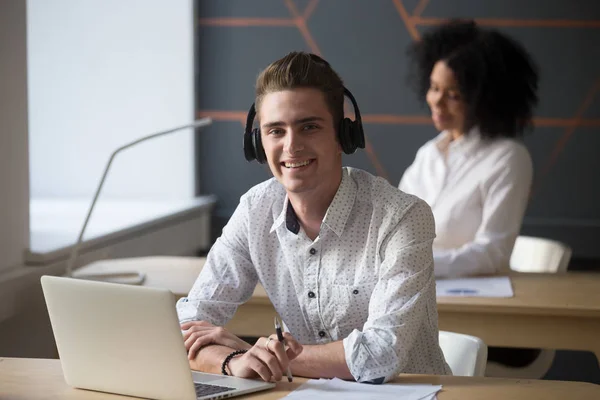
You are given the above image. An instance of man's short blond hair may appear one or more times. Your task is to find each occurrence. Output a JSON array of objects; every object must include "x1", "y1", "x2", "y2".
[{"x1": 255, "y1": 52, "x2": 345, "y2": 125}]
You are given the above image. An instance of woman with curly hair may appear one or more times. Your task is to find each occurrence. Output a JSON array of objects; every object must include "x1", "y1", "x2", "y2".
[{"x1": 399, "y1": 19, "x2": 539, "y2": 279}]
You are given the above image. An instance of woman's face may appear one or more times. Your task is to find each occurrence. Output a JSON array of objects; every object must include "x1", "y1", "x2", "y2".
[{"x1": 426, "y1": 60, "x2": 467, "y2": 135}]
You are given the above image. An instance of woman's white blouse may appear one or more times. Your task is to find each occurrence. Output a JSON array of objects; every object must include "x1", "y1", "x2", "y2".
[{"x1": 399, "y1": 128, "x2": 533, "y2": 278}]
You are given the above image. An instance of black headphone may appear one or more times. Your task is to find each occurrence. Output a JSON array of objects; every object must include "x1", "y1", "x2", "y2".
[{"x1": 243, "y1": 57, "x2": 365, "y2": 164}]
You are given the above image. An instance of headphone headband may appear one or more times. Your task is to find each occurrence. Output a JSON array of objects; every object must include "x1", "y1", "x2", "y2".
[{"x1": 342, "y1": 87, "x2": 362, "y2": 132}]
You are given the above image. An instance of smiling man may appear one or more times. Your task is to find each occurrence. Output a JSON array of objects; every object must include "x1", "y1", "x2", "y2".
[{"x1": 177, "y1": 52, "x2": 450, "y2": 384}]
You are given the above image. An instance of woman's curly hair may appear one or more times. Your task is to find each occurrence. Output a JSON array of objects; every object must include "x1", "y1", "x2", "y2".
[{"x1": 407, "y1": 19, "x2": 540, "y2": 138}]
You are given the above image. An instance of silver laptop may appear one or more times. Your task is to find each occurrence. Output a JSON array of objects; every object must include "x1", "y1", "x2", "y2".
[{"x1": 40, "y1": 275, "x2": 275, "y2": 400}]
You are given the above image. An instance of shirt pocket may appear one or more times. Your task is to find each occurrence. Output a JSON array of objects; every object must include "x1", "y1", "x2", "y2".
[{"x1": 331, "y1": 280, "x2": 378, "y2": 331}]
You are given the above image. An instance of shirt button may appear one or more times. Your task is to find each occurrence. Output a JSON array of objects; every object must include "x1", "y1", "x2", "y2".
[
  {"x1": 308, "y1": 291, "x2": 315, "y2": 298},
  {"x1": 309, "y1": 248, "x2": 316, "y2": 255},
  {"x1": 352, "y1": 289, "x2": 359, "y2": 295},
  {"x1": 318, "y1": 330, "x2": 326, "y2": 338}
]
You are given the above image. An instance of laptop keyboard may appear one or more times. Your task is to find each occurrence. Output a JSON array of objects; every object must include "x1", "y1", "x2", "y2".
[{"x1": 194, "y1": 382, "x2": 236, "y2": 398}]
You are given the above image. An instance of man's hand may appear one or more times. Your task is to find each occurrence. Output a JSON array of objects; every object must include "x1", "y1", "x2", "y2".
[
  {"x1": 181, "y1": 321, "x2": 251, "y2": 360},
  {"x1": 228, "y1": 333, "x2": 303, "y2": 382}
]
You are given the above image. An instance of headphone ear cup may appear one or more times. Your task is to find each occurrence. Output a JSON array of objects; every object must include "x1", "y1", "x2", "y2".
[
  {"x1": 252, "y1": 128, "x2": 268, "y2": 164},
  {"x1": 244, "y1": 128, "x2": 256, "y2": 161},
  {"x1": 353, "y1": 121, "x2": 365, "y2": 149},
  {"x1": 339, "y1": 118, "x2": 357, "y2": 154}
]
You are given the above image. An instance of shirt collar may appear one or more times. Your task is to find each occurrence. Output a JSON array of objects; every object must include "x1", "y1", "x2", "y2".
[
  {"x1": 435, "y1": 126, "x2": 482, "y2": 158},
  {"x1": 322, "y1": 168, "x2": 357, "y2": 237},
  {"x1": 270, "y1": 194, "x2": 290, "y2": 233},
  {"x1": 269, "y1": 168, "x2": 357, "y2": 237},
  {"x1": 269, "y1": 195, "x2": 306, "y2": 235}
]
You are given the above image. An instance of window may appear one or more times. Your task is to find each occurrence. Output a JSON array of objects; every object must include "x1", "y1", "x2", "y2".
[{"x1": 26, "y1": 0, "x2": 196, "y2": 261}]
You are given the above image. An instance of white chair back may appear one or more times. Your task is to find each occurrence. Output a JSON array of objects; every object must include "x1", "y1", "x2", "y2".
[
  {"x1": 486, "y1": 236, "x2": 571, "y2": 379},
  {"x1": 509, "y1": 236, "x2": 572, "y2": 273},
  {"x1": 438, "y1": 331, "x2": 488, "y2": 377}
]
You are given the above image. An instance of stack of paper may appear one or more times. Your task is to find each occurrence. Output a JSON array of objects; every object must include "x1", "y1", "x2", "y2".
[
  {"x1": 284, "y1": 378, "x2": 442, "y2": 399},
  {"x1": 436, "y1": 276, "x2": 514, "y2": 297}
]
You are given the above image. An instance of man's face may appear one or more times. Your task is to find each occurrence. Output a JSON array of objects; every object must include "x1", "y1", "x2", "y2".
[{"x1": 258, "y1": 87, "x2": 342, "y2": 195}]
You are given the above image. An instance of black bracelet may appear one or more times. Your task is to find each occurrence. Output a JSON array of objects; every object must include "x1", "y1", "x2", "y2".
[{"x1": 221, "y1": 349, "x2": 247, "y2": 376}]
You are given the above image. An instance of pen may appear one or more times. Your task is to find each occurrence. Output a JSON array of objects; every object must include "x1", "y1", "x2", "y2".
[{"x1": 274, "y1": 316, "x2": 293, "y2": 382}]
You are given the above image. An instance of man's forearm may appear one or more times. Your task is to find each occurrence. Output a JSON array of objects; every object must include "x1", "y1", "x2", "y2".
[
  {"x1": 289, "y1": 340, "x2": 353, "y2": 380},
  {"x1": 190, "y1": 345, "x2": 235, "y2": 374}
]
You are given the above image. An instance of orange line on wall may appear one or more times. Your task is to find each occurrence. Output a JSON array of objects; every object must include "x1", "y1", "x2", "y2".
[
  {"x1": 362, "y1": 114, "x2": 431, "y2": 124},
  {"x1": 364, "y1": 137, "x2": 390, "y2": 182},
  {"x1": 284, "y1": 0, "x2": 322, "y2": 55},
  {"x1": 284, "y1": 0, "x2": 301, "y2": 18},
  {"x1": 343, "y1": 102, "x2": 389, "y2": 179},
  {"x1": 197, "y1": 110, "x2": 247, "y2": 126},
  {"x1": 303, "y1": 0, "x2": 320, "y2": 20},
  {"x1": 535, "y1": 118, "x2": 600, "y2": 128},
  {"x1": 357, "y1": 115, "x2": 600, "y2": 127},
  {"x1": 297, "y1": 21, "x2": 322, "y2": 55},
  {"x1": 412, "y1": 0, "x2": 430, "y2": 17},
  {"x1": 392, "y1": 0, "x2": 421, "y2": 41},
  {"x1": 196, "y1": 110, "x2": 600, "y2": 129},
  {"x1": 198, "y1": 16, "x2": 600, "y2": 29},
  {"x1": 198, "y1": 17, "x2": 296, "y2": 27},
  {"x1": 533, "y1": 78, "x2": 600, "y2": 197},
  {"x1": 362, "y1": 115, "x2": 600, "y2": 127},
  {"x1": 414, "y1": 16, "x2": 600, "y2": 28}
]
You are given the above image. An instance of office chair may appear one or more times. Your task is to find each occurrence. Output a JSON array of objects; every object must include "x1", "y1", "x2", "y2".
[
  {"x1": 485, "y1": 235, "x2": 572, "y2": 379},
  {"x1": 439, "y1": 331, "x2": 488, "y2": 377}
]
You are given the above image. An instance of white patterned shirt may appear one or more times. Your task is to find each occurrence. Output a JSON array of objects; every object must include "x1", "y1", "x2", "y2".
[
  {"x1": 399, "y1": 128, "x2": 533, "y2": 278},
  {"x1": 177, "y1": 167, "x2": 450, "y2": 383}
]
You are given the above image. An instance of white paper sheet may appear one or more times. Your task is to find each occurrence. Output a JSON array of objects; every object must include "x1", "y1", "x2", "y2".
[
  {"x1": 436, "y1": 276, "x2": 514, "y2": 298},
  {"x1": 283, "y1": 378, "x2": 442, "y2": 400}
]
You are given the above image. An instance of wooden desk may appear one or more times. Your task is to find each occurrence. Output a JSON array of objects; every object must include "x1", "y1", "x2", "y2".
[
  {"x1": 78, "y1": 257, "x2": 600, "y2": 361},
  {"x1": 437, "y1": 272, "x2": 600, "y2": 362},
  {"x1": 3, "y1": 357, "x2": 599, "y2": 399}
]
